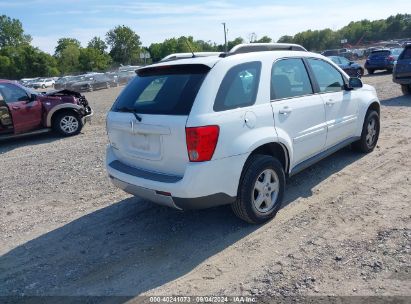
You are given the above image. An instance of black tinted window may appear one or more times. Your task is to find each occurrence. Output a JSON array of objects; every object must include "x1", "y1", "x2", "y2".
[
  {"x1": 112, "y1": 64, "x2": 209, "y2": 115},
  {"x1": 271, "y1": 58, "x2": 313, "y2": 100},
  {"x1": 369, "y1": 51, "x2": 390, "y2": 58},
  {"x1": 214, "y1": 61, "x2": 261, "y2": 111},
  {"x1": 307, "y1": 59, "x2": 345, "y2": 93},
  {"x1": 400, "y1": 47, "x2": 411, "y2": 60}
]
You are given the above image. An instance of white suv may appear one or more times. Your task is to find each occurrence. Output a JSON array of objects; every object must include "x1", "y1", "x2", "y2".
[{"x1": 106, "y1": 44, "x2": 380, "y2": 224}]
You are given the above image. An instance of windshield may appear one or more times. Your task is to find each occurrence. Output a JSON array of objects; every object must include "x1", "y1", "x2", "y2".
[{"x1": 112, "y1": 64, "x2": 210, "y2": 115}]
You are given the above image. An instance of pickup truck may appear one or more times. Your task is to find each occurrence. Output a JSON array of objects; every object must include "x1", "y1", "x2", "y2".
[{"x1": 0, "y1": 80, "x2": 93, "y2": 140}]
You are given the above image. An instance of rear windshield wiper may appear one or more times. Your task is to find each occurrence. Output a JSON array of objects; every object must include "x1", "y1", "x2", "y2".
[{"x1": 116, "y1": 107, "x2": 142, "y2": 122}]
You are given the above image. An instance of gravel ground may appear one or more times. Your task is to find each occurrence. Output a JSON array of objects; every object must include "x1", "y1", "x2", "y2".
[{"x1": 0, "y1": 71, "x2": 410, "y2": 299}]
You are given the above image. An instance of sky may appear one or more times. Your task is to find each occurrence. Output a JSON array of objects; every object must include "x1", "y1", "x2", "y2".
[{"x1": 0, "y1": 0, "x2": 410, "y2": 54}]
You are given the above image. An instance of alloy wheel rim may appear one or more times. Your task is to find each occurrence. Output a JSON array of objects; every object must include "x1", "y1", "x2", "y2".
[
  {"x1": 60, "y1": 115, "x2": 79, "y2": 134},
  {"x1": 365, "y1": 117, "x2": 377, "y2": 148},
  {"x1": 252, "y1": 169, "x2": 280, "y2": 213}
]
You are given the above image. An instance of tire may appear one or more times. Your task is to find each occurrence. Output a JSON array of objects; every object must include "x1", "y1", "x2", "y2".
[
  {"x1": 387, "y1": 68, "x2": 393, "y2": 73},
  {"x1": 105, "y1": 82, "x2": 109, "y2": 89},
  {"x1": 352, "y1": 110, "x2": 380, "y2": 153},
  {"x1": 356, "y1": 68, "x2": 363, "y2": 78},
  {"x1": 367, "y1": 69, "x2": 375, "y2": 75},
  {"x1": 401, "y1": 84, "x2": 411, "y2": 95},
  {"x1": 232, "y1": 155, "x2": 285, "y2": 224},
  {"x1": 88, "y1": 85, "x2": 93, "y2": 92},
  {"x1": 42, "y1": 84, "x2": 46, "y2": 89},
  {"x1": 52, "y1": 111, "x2": 83, "y2": 137}
]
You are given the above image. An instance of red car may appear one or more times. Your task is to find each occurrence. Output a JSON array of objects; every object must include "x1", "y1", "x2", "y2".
[{"x1": 0, "y1": 80, "x2": 93, "y2": 140}]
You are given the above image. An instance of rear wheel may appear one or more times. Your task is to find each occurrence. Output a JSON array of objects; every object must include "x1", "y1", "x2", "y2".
[
  {"x1": 352, "y1": 110, "x2": 380, "y2": 153},
  {"x1": 367, "y1": 69, "x2": 375, "y2": 75},
  {"x1": 53, "y1": 111, "x2": 83, "y2": 137},
  {"x1": 401, "y1": 84, "x2": 411, "y2": 95},
  {"x1": 232, "y1": 155, "x2": 285, "y2": 224}
]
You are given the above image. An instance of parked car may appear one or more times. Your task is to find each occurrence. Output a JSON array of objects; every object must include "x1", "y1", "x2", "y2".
[
  {"x1": 116, "y1": 70, "x2": 136, "y2": 86},
  {"x1": 328, "y1": 56, "x2": 364, "y2": 77},
  {"x1": 105, "y1": 72, "x2": 120, "y2": 87},
  {"x1": 54, "y1": 76, "x2": 76, "y2": 90},
  {"x1": 365, "y1": 48, "x2": 403, "y2": 74},
  {"x1": 71, "y1": 74, "x2": 111, "y2": 92},
  {"x1": 105, "y1": 43, "x2": 380, "y2": 224},
  {"x1": 0, "y1": 80, "x2": 93, "y2": 139},
  {"x1": 31, "y1": 78, "x2": 55, "y2": 89},
  {"x1": 393, "y1": 44, "x2": 411, "y2": 95}
]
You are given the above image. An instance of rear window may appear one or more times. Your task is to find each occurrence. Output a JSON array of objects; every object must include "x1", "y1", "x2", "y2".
[
  {"x1": 112, "y1": 64, "x2": 209, "y2": 115},
  {"x1": 369, "y1": 51, "x2": 390, "y2": 58},
  {"x1": 399, "y1": 47, "x2": 411, "y2": 60}
]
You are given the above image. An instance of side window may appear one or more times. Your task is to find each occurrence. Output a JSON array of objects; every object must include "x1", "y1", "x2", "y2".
[
  {"x1": 400, "y1": 47, "x2": 411, "y2": 60},
  {"x1": 0, "y1": 83, "x2": 29, "y2": 103},
  {"x1": 214, "y1": 61, "x2": 261, "y2": 111},
  {"x1": 271, "y1": 58, "x2": 313, "y2": 100},
  {"x1": 339, "y1": 57, "x2": 350, "y2": 65},
  {"x1": 307, "y1": 58, "x2": 345, "y2": 93}
]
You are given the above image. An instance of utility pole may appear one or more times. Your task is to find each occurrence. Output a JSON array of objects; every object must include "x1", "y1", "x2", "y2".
[{"x1": 222, "y1": 22, "x2": 227, "y2": 52}]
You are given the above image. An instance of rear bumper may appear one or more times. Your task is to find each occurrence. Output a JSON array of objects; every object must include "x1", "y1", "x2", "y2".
[
  {"x1": 106, "y1": 145, "x2": 246, "y2": 210},
  {"x1": 393, "y1": 76, "x2": 411, "y2": 85},
  {"x1": 365, "y1": 63, "x2": 393, "y2": 70}
]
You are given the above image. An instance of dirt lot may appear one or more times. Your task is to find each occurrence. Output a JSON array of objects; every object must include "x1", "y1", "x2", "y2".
[{"x1": 0, "y1": 71, "x2": 410, "y2": 299}]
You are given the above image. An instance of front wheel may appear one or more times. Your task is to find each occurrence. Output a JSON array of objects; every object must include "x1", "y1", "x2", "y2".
[
  {"x1": 53, "y1": 111, "x2": 83, "y2": 137},
  {"x1": 352, "y1": 110, "x2": 380, "y2": 153},
  {"x1": 401, "y1": 84, "x2": 411, "y2": 95},
  {"x1": 367, "y1": 69, "x2": 374, "y2": 75},
  {"x1": 356, "y1": 68, "x2": 364, "y2": 78},
  {"x1": 232, "y1": 155, "x2": 285, "y2": 224}
]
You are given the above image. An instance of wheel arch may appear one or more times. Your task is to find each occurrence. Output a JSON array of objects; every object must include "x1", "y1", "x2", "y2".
[
  {"x1": 244, "y1": 141, "x2": 290, "y2": 176},
  {"x1": 46, "y1": 104, "x2": 82, "y2": 127}
]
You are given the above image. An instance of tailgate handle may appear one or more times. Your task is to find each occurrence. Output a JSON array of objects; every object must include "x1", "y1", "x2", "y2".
[{"x1": 133, "y1": 123, "x2": 171, "y2": 135}]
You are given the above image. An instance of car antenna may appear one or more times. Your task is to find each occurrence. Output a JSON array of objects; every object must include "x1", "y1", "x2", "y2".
[{"x1": 185, "y1": 39, "x2": 196, "y2": 58}]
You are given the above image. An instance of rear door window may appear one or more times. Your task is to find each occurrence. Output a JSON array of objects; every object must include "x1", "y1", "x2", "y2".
[
  {"x1": 271, "y1": 58, "x2": 313, "y2": 100},
  {"x1": 214, "y1": 61, "x2": 261, "y2": 111},
  {"x1": 112, "y1": 64, "x2": 210, "y2": 115}
]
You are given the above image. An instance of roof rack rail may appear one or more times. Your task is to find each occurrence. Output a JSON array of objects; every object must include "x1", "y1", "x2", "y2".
[
  {"x1": 227, "y1": 43, "x2": 307, "y2": 55},
  {"x1": 160, "y1": 52, "x2": 222, "y2": 62}
]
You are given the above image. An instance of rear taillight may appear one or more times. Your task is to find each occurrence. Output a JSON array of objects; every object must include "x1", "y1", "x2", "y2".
[
  {"x1": 185, "y1": 125, "x2": 219, "y2": 162},
  {"x1": 388, "y1": 55, "x2": 395, "y2": 61}
]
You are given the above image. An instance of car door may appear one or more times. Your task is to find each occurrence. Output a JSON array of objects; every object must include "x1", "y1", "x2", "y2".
[
  {"x1": 0, "y1": 83, "x2": 42, "y2": 134},
  {"x1": 306, "y1": 58, "x2": 359, "y2": 149},
  {"x1": 270, "y1": 58, "x2": 327, "y2": 166}
]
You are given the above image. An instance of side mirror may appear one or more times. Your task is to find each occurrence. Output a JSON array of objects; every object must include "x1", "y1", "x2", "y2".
[
  {"x1": 349, "y1": 61, "x2": 354, "y2": 65},
  {"x1": 346, "y1": 77, "x2": 363, "y2": 90},
  {"x1": 28, "y1": 94, "x2": 38, "y2": 102}
]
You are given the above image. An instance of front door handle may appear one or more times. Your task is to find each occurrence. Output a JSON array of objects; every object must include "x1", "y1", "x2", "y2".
[
  {"x1": 325, "y1": 99, "x2": 336, "y2": 106},
  {"x1": 12, "y1": 106, "x2": 20, "y2": 110},
  {"x1": 279, "y1": 107, "x2": 292, "y2": 115}
]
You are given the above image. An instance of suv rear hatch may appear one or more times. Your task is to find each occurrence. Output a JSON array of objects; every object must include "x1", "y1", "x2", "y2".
[
  {"x1": 395, "y1": 46, "x2": 411, "y2": 79},
  {"x1": 368, "y1": 50, "x2": 391, "y2": 66},
  {"x1": 107, "y1": 64, "x2": 210, "y2": 177}
]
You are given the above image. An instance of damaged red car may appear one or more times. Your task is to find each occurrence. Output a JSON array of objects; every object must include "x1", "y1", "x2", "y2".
[{"x1": 0, "y1": 80, "x2": 93, "y2": 140}]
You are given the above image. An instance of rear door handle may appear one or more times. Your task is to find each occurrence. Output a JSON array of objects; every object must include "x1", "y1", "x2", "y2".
[
  {"x1": 12, "y1": 106, "x2": 20, "y2": 110},
  {"x1": 279, "y1": 107, "x2": 292, "y2": 115}
]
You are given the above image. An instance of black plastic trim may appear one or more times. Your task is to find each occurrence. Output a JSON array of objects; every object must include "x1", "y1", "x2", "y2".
[
  {"x1": 109, "y1": 160, "x2": 183, "y2": 183},
  {"x1": 173, "y1": 193, "x2": 236, "y2": 210},
  {"x1": 289, "y1": 137, "x2": 360, "y2": 176}
]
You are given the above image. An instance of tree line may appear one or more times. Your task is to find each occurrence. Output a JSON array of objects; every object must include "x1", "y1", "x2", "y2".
[
  {"x1": 278, "y1": 14, "x2": 411, "y2": 51},
  {"x1": 1, "y1": 13, "x2": 410, "y2": 79}
]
